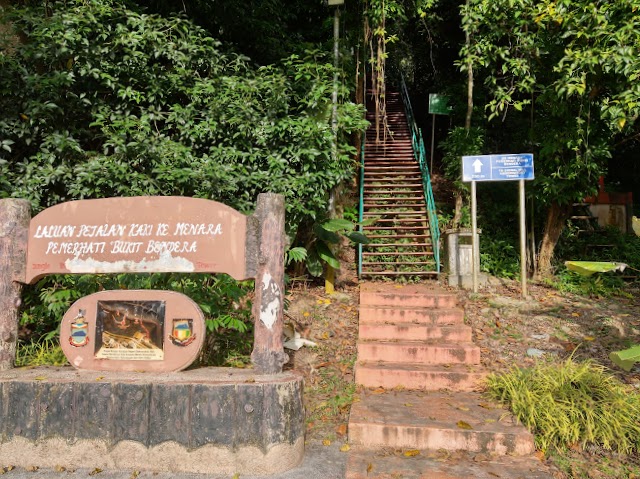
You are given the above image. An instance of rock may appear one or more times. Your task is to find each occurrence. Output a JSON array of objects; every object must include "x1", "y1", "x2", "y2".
[
  {"x1": 530, "y1": 333, "x2": 550, "y2": 341},
  {"x1": 526, "y1": 348, "x2": 545, "y2": 358}
]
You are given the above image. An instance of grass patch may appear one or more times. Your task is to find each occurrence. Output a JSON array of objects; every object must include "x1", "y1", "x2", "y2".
[
  {"x1": 486, "y1": 358, "x2": 640, "y2": 454},
  {"x1": 16, "y1": 339, "x2": 68, "y2": 367}
]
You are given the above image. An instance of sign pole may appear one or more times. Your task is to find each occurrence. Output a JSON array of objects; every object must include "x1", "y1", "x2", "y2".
[
  {"x1": 471, "y1": 180, "x2": 478, "y2": 293},
  {"x1": 519, "y1": 179, "x2": 527, "y2": 297},
  {"x1": 430, "y1": 113, "x2": 436, "y2": 173}
]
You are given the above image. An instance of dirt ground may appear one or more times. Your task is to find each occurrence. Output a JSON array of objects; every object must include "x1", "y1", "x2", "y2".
[{"x1": 283, "y1": 262, "x2": 640, "y2": 478}]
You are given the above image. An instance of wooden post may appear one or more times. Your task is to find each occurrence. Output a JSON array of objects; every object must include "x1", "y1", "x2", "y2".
[
  {"x1": 251, "y1": 193, "x2": 287, "y2": 374},
  {"x1": 0, "y1": 199, "x2": 30, "y2": 370}
]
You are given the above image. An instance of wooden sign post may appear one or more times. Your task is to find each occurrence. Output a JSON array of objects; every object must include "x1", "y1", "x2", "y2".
[{"x1": 0, "y1": 199, "x2": 30, "y2": 370}]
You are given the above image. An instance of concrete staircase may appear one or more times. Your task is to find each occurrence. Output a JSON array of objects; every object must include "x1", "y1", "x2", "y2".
[
  {"x1": 360, "y1": 91, "x2": 438, "y2": 278},
  {"x1": 347, "y1": 283, "x2": 553, "y2": 479},
  {"x1": 355, "y1": 283, "x2": 483, "y2": 391}
]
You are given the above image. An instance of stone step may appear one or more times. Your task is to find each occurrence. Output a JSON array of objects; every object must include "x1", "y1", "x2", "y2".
[
  {"x1": 357, "y1": 341, "x2": 481, "y2": 365},
  {"x1": 348, "y1": 390, "x2": 535, "y2": 456},
  {"x1": 360, "y1": 284, "x2": 458, "y2": 309},
  {"x1": 359, "y1": 305, "x2": 463, "y2": 325},
  {"x1": 359, "y1": 323, "x2": 472, "y2": 342},
  {"x1": 346, "y1": 446, "x2": 554, "y2": 479},
  {"x1": 355, "y1": 362, "x2": 485, "y2": 391}
]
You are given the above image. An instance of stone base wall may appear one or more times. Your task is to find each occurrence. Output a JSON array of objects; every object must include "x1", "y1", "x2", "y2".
[{"x1": 0, "y1": 367, "x2": 305, "y2": 475}]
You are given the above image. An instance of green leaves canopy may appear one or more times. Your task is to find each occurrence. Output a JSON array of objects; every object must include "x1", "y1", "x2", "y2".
[
  {"x1": 460, "y1": 0, "x2": 640, "y2": 205},
  {"x1": 0, "y1": 0, "x2": 367, "y2": 234}
]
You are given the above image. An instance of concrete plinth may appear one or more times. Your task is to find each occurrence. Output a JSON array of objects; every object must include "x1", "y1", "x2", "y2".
[{"x1": 0, "y1": 367, "x2": 305, "y2": 475}]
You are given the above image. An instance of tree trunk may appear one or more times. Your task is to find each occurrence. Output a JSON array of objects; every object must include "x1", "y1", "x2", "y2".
[
  {"x1": 452, "y1": 192, "x2": 464, "y2": 229},
  {"x1": 535, "y1": 202, "x2": 572, "y2": 279}
]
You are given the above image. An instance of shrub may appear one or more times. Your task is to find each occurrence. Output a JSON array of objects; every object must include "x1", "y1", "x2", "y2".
[{"x1": 486, "y1": 358, "x2": 640, "y2": 454}]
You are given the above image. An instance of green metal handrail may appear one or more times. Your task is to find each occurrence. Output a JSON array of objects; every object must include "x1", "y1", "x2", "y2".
[
  {"x1": 399, "y1": 75, "x2": 441, "y2": 272},
  {"x1": 358, "y1": 131, "x2": 365, "y2": 277}
]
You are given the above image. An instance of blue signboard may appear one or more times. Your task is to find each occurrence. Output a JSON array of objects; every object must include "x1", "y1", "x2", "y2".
[{"x1": 462, "y1": 154, "x2": 534, "y2": 182}]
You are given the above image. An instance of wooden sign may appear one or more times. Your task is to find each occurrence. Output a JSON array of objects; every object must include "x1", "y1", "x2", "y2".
[
  {"x1": 60, "y1": 290, "x2": 205, "y2": 372},
  {"x1": 25, "y1": 196, "x2": 250, "y2": 284}
]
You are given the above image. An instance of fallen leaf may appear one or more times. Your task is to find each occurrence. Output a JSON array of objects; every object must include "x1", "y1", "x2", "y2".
[
  {"x1": 5, "y1": 466, "x2": 14, "y2": 472},
  {"x1": 25, "y1": 466, "x2": 38, "y2": 472},
  {"x1": 404, "y1": 403, "x2": 413, "y2": 407},
  {"x1": 535, "y1": 450, "x2": 545, "y2": 461},
  {"x1": 457, "y1": 420, "x2": 473, "y2": 430},
  {"x1": 89, "y1": 468, "x2": 103, "y2": 476},
  {"x1": 403, "y1": 450, "x2": 420, "y2": 457},
  {"x1": 583, "y1": 336, "x2": 595, "y2": 341},
  {"x1": 303, "y1": 312, "x2": 310, "y2": 317},
  {"x1": 54, "y1": 465, "x2": 66, "y2": 472},
  {"x1": 571, "y1": 312, "x2": 580, "y2": 317},
  {"x1": 485, "y1": 419, "x2": 496, "y2": 423},
  {"x1": 478, "y1": 403, "x2": 492, "y2": 409},
  {"x1": 231, "y1": 474, "x2": 240, "y2": 479},
  {"x1": 95, "y1": 376, "x2": 104, "y2": 381},
  {"x1": 457, "y1": 406, "x2": 470, "y2": 411},
  {"x1": 335, "y1": 424, "x2": 347, "y2": 436},
  {"x1": 340, "y1": 444, "x2": 351, "y2": 452},
  {"x1": 372, "y1": 387, "x2": 386, "y2": 394},
  {"x1": 130, "y1": 471, "x2": 140, "y2": 479},
  {"x1": 33, "y1": 376, "x2": 47, "y2": 381},
  {"x1": 367, "y1": 463, "x2": 373, "y2": 474},
  {"x1": 322, "y1": 439, "x2": 331, "y2": 446}
]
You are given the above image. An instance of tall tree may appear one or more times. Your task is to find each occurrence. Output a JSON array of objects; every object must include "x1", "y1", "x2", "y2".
[{"x1": 459, "y1": 0, "x2": 640, "y2": 276}]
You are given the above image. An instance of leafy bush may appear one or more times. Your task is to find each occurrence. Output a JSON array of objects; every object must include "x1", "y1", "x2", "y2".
[
  {"x1": 1, "y1": 0, "x2": 367, "y2": 342},
  {"x1": 0, "y1": 0, "x2": 367, "y2": 233},
  {"x1": 21, "y1": 272, "x2": 252, "y2": 347},
  {"x1": 486, "y1": 358, "x2": 640, "y2": 454},
  {"x1": 480, "y1": 236, "x2": 519, "y2": 279}
]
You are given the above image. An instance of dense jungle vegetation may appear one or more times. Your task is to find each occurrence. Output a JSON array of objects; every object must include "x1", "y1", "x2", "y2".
[{"x1": 1, "y1": 0, "x2": 640, "y2": 359}]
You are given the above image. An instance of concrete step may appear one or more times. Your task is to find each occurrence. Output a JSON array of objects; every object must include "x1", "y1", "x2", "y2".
[
  {"x1": 359, "y1": 305, "x2": 463, "y2": 325},
  {"x1": 355, "y1": 362, "x2": 485, "y2": 391},
  {"x1": 348, "y1": 390, "x2": 536, "y2": 456},
  {"x1": 357, "y1": 341, "x2": 481, "y2": 365},
  {"x1": 346, "y1": 446, "x2": 554, "y2": 479},
  {"x1": 359, "y1": 323, "x2": 472, "y2": 342},
  {"x1": 360, "y1": 284, "x2": 458, "y2": 309}
]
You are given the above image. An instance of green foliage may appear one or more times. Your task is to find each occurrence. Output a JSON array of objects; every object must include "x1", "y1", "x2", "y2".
[
  {"x1": 550, "y1": 225, "x2": 639, "y2": 296},
  {"x1": 487, "y1": 358, "x2": 640, "y2": 454},
  {"x1": 610, "y1": 345, "x2": 640, "y2": 373},
  {"x1": 0, "y1": 0, "x2": 367, "y2": 344},
  {"x1": 439, "y1": 126, "x2": 485, "y2": 194},
  {"x1": 21, "y1": 273, "x2": 253, "y2": 342},
  {"x1": 0, "y1": 0, "x2": 367, "y2": 233},
  {"x1": 16, "y1": 339, "x2": 68, "y2": 367},
  {"x1": 305, "y1": 218, "x2": 369, "y2": 277},
  {"x1": 459, "y1": 0, "x2": 640, "y2": 207},
  {"x1": 480, "y1": 236, "x2": 519, "y2": 279}
]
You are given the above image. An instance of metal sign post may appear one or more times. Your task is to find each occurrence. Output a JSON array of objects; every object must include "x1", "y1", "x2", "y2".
[
  {"x1": 428, "y1": 94, "x2": 451, "y2": 173},
  {"x1": 462, "y1": 153, "x2": 534, "y2": 297}
]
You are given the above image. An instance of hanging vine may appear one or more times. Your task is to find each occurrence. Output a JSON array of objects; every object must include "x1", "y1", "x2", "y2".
[{"x1": 364, "y1": 0, "x2": 403, "y2": 144}]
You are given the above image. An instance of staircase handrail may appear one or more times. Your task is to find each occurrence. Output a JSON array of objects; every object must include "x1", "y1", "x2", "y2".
[
  {"x1": 358, "y1": 131, "x2": 365, "y2": 277},
  {"x1": 399, "y1": 75, "x2": 440, "y2": 272}
]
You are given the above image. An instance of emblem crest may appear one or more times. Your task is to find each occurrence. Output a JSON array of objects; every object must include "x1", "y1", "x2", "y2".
[
  {"x1": 69, "y1": 309, "x2": 89, "y2": 347},
  {"x1": 169, "y1": 319, "x2": 196, "y2": 346}
]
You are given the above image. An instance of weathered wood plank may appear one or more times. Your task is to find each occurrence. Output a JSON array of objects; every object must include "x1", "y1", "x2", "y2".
[
  {"x1": 0, "y1": 199, "x2": 30, "y2": 370},
  {"x1": 251, "y1": 193, "x2": 287, "y2": 374}
]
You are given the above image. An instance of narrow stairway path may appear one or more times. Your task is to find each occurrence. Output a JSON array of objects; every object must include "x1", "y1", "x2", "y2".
[
  {"x1": 346, "y1": 283, "x2": 555, "y2": 478},
  {"x1": 360, "y1": 90, "x2": 437, "y2": 278}
]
